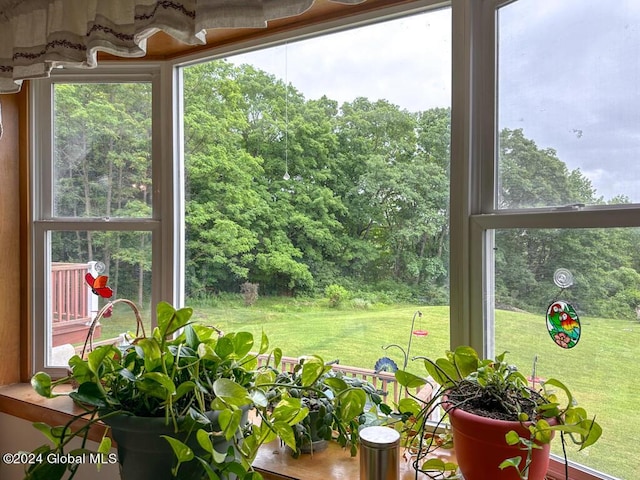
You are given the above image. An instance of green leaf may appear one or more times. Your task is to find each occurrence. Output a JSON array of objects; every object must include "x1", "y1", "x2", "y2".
[
  {"x1": 397, "y1": 397, "x2": 422, "y2": 416},
  {"x1": 96, "y1": 434, "x2": 112, "y2": 472},
  {"x1": 232, "y1": 331, "x2": 254, "y2": 358},
  {"x1": 219, "y1": 408, "x2": 243, "y2": 441},
  {"x1": 323, "y1": 377, "x2": 348, "y2": 394},
  {"x1": 136, "y1": 338, "x2": 163, "y2": 372},
  {"x1": 338, "y1": 389, "x2": 366, "y2": 422},
  {"x1": 259, "y1": 331, "x2": 269, "y2": 355},
  {"x1": 197, "y1": 429, "x2": 214, "y2": 456},
  {"x1": 273, "y1": 421, "x2": 297, "y2": 451},
  {"x1": 254, "y1": 371, "x2": 276, "y2": 387},
  {"x1": 69, "y1": 382, "x2": 107, "y2": 407},
  {"x1": 505, "y1": 430, "x2": 521, "y2": 446},
  {"x1": 185, "y1": 324, "x2": 199, "y2": 349},
  {"x1": 175, "y1": 381, "x2": 197, "y2": 401},
  {"x1": 142, "y1": 372, "x2": 176, "y2": 396},
  {"x1": 195, "y1": 458, "x2": 222, "y2": 480},
  {"x1": 157, "y1": 301, "x2": 193, "y2": 338},
  {"x1": 499, "y1": 456, "x2": 523, "y2": 471},
  {"x1": 187, "y1": 407, "x2": 212, "y2": 426},
  {"x1": 97, "y1": 436, "x2": 112, "y2": 456},
  {"x1": 272, "y1": 397, "x2": 308, "y2": 425},
  {"x1": 395, "y1": 370, "x2": 426, "y2": 389},
  {"x1": 137, "y1": 378, "x2": 170, "y2": 400},
  {"x1": 273, "y1": 348, "x2": 282, "y2": 368},
  {"x1": 250, "y1": 389, "x2": 269, "y2": 408},
  {"x1": 579, "y1": 420, "x2": 603, "y2": 450},
  {"x1": 162, "y1": 435, "x2": 194, "y2": 463},
  {"x1": 31, "y1": 372, "x2": 53, "y2": 398},
  {"x1": 431, "y1": 358, "x2": 459, "y2": 385},
  {"x1": 68, "y1": 355, "x2": 93, "y2": 384},
  {"x1": 215, "y1": 336, "x2": 235, "y2": 359},
  {"x1": 197, "y1": 342, "x2": 218, "y2": 361},
  {"x1": 196, "y1": 431, "x2": 231, "y2": 465},
  {"x1": 87, "y1": 345, "x2": 117, "y2": 376},
  {"x1": 533, "y1": 419, "x2": 554, "y2": 444},
  {"x1": 300, "y1": 356, "x2": 326, "y2": 387},
  {"x1": 419, "y1": 457, "x2": 457, "y2": 473},
  {"x1": 23, "y1": 446, "x2": 67, "y2": 480},
  {"x1": 118, "y1": 367, "x2": 137, "y2": 382},
  {"x1": 453, "y1": 346, "x2": 480, "y2": 378},
  {"x1": 213, "y1": 378, "x2": 252, "y2": 407},
  {"x1": 32, "y1": 423, "x2": 65, "y2": 447},
  {"x1": 543, "y1": 378, "x2": 573, "y2": 409}
]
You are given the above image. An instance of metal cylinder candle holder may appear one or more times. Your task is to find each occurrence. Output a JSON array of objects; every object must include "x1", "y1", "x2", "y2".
[{"x1": 359, "y1": 426, "x2": 400, "y2": 480}]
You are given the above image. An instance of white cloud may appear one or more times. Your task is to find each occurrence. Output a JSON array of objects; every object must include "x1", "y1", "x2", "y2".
[{"x1": 229, "y1": 8, "x2": 451, "y2": 111}]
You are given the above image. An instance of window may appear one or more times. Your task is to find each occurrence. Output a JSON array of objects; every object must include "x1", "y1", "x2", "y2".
[
  {"x1": 181, "y1": 8, "x2": 452, "y2": 372},
  {"x1": 465, "y1": 0, "x2": 640, "y2": 478},
  {"x1": 28, "y1": 0, "x2": 636, "y2": 478},
  {"x1": 497, "y1": 0, "x2": 640, "y2": 208},
  {"x1": 31, "y1": 68, "x2": 172, "y2": 374}
]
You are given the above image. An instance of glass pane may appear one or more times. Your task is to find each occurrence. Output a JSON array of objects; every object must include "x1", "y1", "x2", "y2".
[
  {"x1": 182, "y1": 9, "x2": 451, "y2": 375},
  {"x1": 47, "y1": 230, "x2": 152, "y2": 367},
  {"x1": 494, "y1": 227, "x2": 640, "y2": 479},
  {"x1": 497, "y1": 1, "x2": 640, "y2": 208},
  {"x1": 53, "y1": 83, "x2": 152, "y2": 218}
]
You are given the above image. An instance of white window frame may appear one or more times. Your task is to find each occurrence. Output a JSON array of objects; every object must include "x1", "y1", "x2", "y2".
[
  {"x1": 27, "y1": 0, "x2": 623, "y2": 477},
  {"x1": 30, "y1": 63, "x2": 182, "y2": 377},
  {"x1": 457, "y1": 1, "x2": 637, "y2": 478}
]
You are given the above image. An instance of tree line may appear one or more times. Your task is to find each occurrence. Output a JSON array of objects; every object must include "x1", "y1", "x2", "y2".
[{"x1": 51, "y1": 60, "x2": 640, "y2": 319}]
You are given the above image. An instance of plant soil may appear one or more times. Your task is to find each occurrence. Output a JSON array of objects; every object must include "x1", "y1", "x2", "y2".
[{"x1": 445, "y1": 379, "x2": 546, "y2": 422}]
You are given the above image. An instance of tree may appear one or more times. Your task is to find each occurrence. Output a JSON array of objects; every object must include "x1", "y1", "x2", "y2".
[{"x1": 52, "y1": 82, "x2": 152, "y2": 301}]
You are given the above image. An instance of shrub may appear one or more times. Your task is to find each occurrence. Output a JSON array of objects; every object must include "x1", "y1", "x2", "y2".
[
  {"x1": 324, "y1": 284, "x2": 349, "y2": 307},
  {"x1": 240, "y1": 281, "x2": 259, "y2": 306},
  {"x1": 350, "y1": 298, "x2": 371, "y2": 310}
]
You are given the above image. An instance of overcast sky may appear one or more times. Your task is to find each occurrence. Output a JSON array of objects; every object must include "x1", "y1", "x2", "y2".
[{"x1": 227, "y1": 1, "x2": 640, "y2": 204}]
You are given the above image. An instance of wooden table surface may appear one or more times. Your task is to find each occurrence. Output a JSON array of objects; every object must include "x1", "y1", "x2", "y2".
[{"x1": 253, "y1": 439, "x2": 456, "y2": 480}]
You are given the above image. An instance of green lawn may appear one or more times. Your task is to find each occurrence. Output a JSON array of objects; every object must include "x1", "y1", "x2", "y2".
[{"x1": 96, "y1": 296, "x2": 639, "y2": 479}]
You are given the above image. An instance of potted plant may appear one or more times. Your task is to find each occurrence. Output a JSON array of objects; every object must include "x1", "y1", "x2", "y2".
[
  {"x1": 271, "y1": 356, "x2": 385, "y2": 457},
  {"x1": 394, "y1": 345, "x2": 602, "y2": 480},
  {"x1": 26, "y1": 301, "x2": 308, "y2": 480}
]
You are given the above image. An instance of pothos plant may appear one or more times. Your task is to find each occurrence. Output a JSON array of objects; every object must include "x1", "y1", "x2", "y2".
[
  {"x1": 27, "y1": 301, "x2": 309, "y2": 480},
  {"x1": 270, "y1": 356, "x2": 385, "y2": 457},
  {"x1": 394, "y1": 346, "x2": 602, "y2": 480}
]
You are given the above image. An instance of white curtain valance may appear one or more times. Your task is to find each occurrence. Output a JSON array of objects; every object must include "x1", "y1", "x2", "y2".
[{"x1": 0, "y1": 0, "x2": 365, "y2": 95}]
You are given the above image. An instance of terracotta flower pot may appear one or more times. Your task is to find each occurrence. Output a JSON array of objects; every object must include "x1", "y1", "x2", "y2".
[{"x1": 444, "y1": 403, "x2": 555, "y2": 480}]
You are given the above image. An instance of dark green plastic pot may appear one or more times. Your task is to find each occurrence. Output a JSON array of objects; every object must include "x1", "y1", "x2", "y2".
[{"x1": 103, "y1": 408, "x2": 248, "y2": 480}]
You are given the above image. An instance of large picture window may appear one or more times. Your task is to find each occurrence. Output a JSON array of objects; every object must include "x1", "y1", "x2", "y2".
[
  {"x1": 181, "y1": 8, "x2": 452, "y2": 372},
  {"x1": 471, "y1": 0, "x2": 640, "y2": 478},
  {"x1": 27, "y1": 1, "x2": 638, "y2": 478}
]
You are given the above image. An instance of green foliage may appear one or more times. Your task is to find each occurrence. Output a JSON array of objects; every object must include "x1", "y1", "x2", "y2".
[
  {"x1": 179, "y1": 61, "x2": 451, "y2": 298},
  {"x1": 395, "y1": 346, "x2": 602, "y2": 480},
  {"x1": 52, "y1": 82, "x2": 153, "y2": 304},
  {"x1": 27, "y1": 301, "x2": 318, "y2": 480},
  {"x1": 271, "y1": 356, "x2": 384, "y2": 457},
  {"x1": 324, "y1": 284, "x2": 349, "y2": 307},
  {"x1": 53, "y1": 59, "x2": 640, "y2": 319}
]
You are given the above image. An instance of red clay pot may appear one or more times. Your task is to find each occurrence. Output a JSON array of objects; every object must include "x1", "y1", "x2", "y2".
[{"x1": 444, "y1": 403, "x2": 555, "y2": 480}]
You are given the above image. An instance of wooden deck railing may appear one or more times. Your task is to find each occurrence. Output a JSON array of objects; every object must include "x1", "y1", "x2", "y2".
[
  {"x1": 257, "y1": 354, "x2": 429, "y2": 407},
  {"x1": 51, "y1": 262, "x2": 99, "y2": 346}
]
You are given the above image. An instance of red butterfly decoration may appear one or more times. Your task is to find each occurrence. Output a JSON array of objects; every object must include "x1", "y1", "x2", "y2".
[{"x1": 85, "y1": 273, "x2": 113, "y2": 299}]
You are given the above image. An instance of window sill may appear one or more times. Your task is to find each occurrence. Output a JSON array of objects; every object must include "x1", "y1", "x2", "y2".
[
  {"x1": 0, "y1": 383, "x2": 601, "y2": 480},
  {"x1": 0, "y1": 383, "x2": 108, "y2": 444}
]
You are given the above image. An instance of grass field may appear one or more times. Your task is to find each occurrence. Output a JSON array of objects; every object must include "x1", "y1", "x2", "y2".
[{"x1": 96, "y1": 296, "x2": 639, "y2": 479}]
